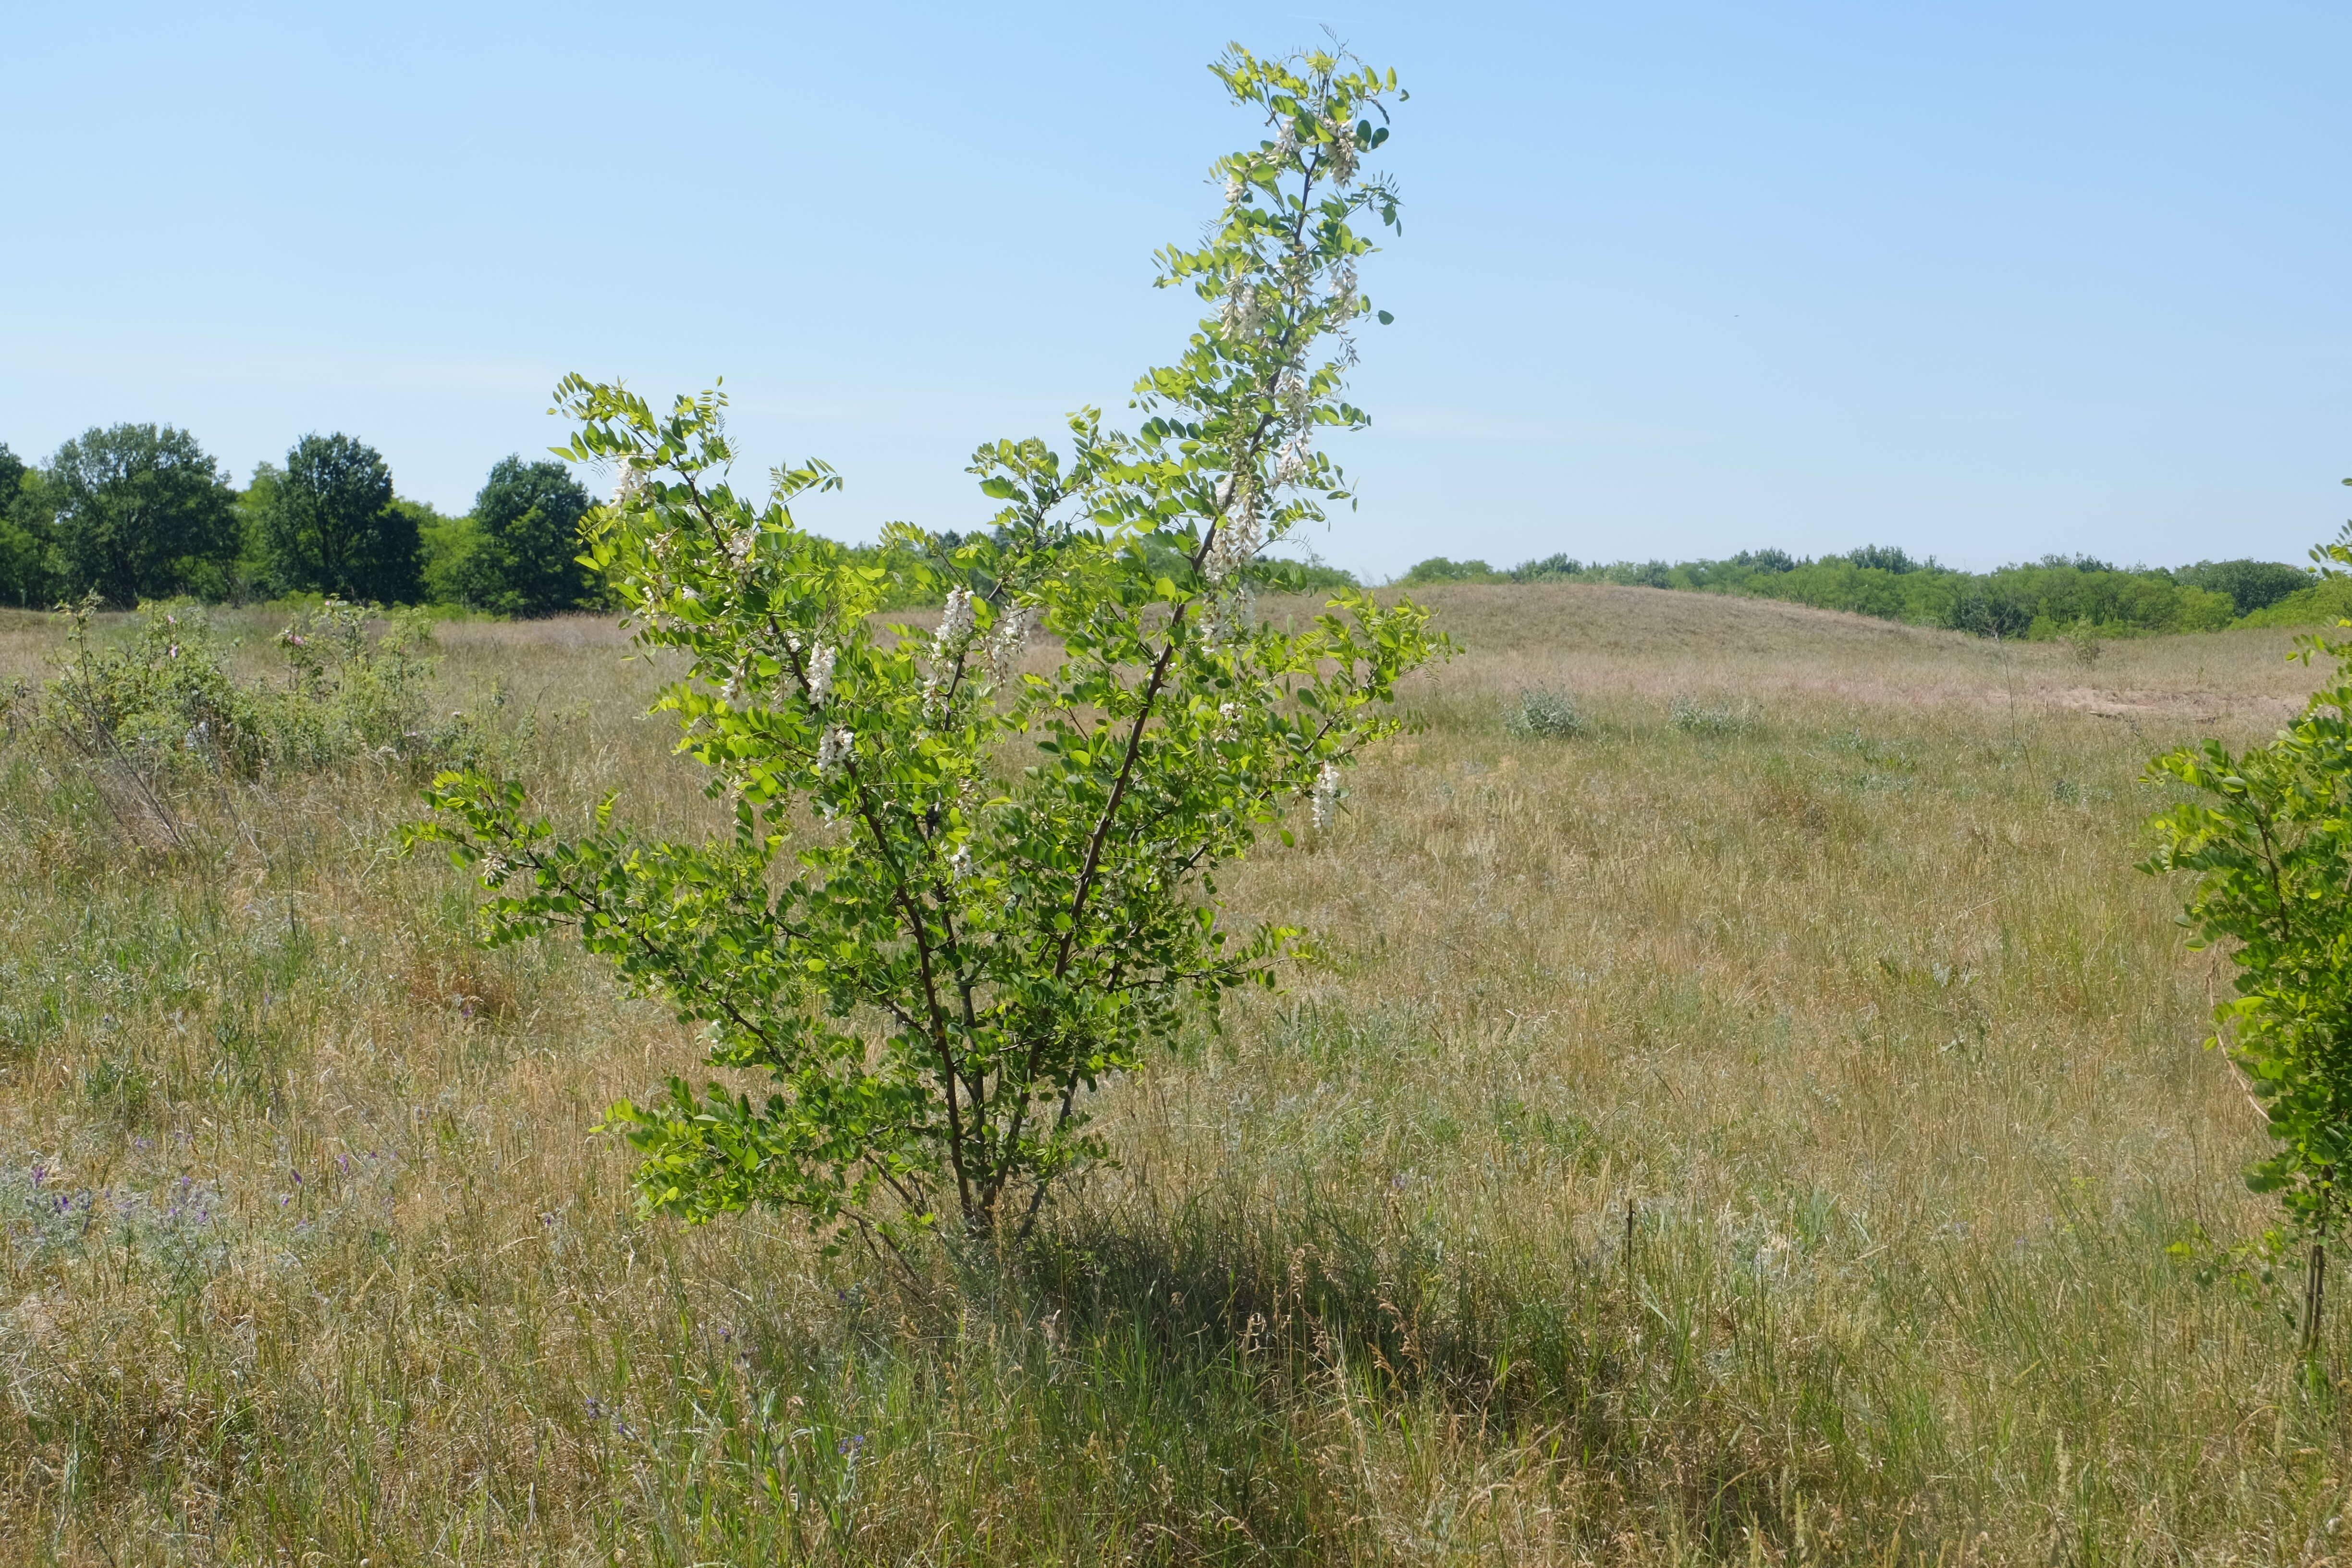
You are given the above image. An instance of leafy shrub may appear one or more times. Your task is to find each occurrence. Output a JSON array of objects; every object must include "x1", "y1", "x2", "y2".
[
  {"x1": 41, "y1": 598, "x2": 264, "y2": 778},
  {"x1": 37, "y1": 596, "x2": 485, "y2": 790},
  {"x1": 1256, "y1": 554, "x2": 1360, "y2": 591},
  {"x1": 1504, "y1": 686, "x2": 1583, "y2": 738},
  {"x1": 267, "y1": 599, "x2": 481, "y2": 776},
  {"x1": 2144, "y1": 572, "x2": 2352, "y2": 1357},
  {"x1": 415, "y1": 45, "x2": 1438, "y2": 1247}
]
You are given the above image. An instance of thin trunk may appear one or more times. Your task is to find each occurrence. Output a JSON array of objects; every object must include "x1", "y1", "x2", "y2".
[
  {"x1": 2305, "y1": 1237, "x2": 2327, "y2": 1360},
  {"x1": 2305, "y1": 1176, "x2": 2333, "y2": 1361}
]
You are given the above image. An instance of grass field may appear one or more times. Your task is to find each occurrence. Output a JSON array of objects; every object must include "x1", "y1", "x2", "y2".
[{"x1": 0, "y1": 585, "x2": 2341, "y2": 1565}]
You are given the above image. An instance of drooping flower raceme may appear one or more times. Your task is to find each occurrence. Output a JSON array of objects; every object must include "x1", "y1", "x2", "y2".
[
  {"x1": 1203, "y1": 483, "x2": 1262, "y2": 583},
  {"x1": 933, "y1": 587, "x2": 974, "y2": 661},
  {"x1": 1220, "y1": 272, "x2": 1262, "y2": 339},
  {"x1": 1312, "y1": 760, "x2": 1341, "y2": 829},
  {"x1": 1276, "y1": 367, "x2": 1310, "y2": 424},
  {"x1": 804, "y1": 641, "x2": 836, "y2": 706},
  {"x1": 612, "y1": 457, "x2": 646, "y2": 508},
  {"x1": 1274, "y1": 433, "x2": 1311, "y2": 489},
  {"x1": 984, "y1": 605, "x2": 1032, "y2": 688},
  {"x1": 1328, "y1": 260, "x2": 1359, "y2": 328},
  {"x1": 1323, "y1": 117, "x2": 1359, "y2": 186}
]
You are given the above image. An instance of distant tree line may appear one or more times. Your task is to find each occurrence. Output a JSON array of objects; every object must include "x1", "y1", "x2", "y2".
[
  {"x1": 0, "y1": 424, "x2": 610, "y2": 614},
  {"x1": 1394, "y1": 545, "x2": 2336, "y2": 639},
  {"x1": 11, "y1": 422, "x2": 2327, "y2": 642}
]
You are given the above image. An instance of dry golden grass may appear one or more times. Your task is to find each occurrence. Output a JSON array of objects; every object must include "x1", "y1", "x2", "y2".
[{"x1": 0, "y1": 586, "x2": 2343, "y2": 1564}]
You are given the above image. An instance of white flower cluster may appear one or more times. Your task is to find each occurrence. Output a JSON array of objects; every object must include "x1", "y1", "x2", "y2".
[
  {"x1": 1215, "y1": 700, "x2": 1242, "y2": 741},
  {"x1": 1274, "y1": 432, "x2": 1311, "y2": 489},
  {"x1": 1276, "y1": 367, "x2": 1311, "y2": 423},
  {"x1": 1220, "y1": 272, "x2": 1264, "y2": 339},
  {"x1": 815, "y1": 726, "x2": 854, "y2": 775},
  {"x1": 947, "y1": 842, "x2": 973, "y2": 881},
  {"x1": 1196, "y1": 583, "x2": 1254, "y2": 649},
  {"x1": 804, "y1": 641, "x2": 836, "y2": 706},
  {"x1": 1311, "y1": 760, "x2": 1341, "y2": 830},
  {"x1": 1203, "y1": 482, "x2": 1261, "y2": 584},
  {"x1": 612, "y1": 457, "x2": 647, "y2": 508},
  {"x1": 921, "y1": 589, "x2": 977, "y2": 716},
  {"x1": 1274, "y1": 118, "x2": 1299, "y2": 160},
  {"x1": 1323, "y1": 116, "x2": 1359, "y2": 186},
  {"x1": 984, "y1": 605, "x2": 1032, "y2": 687},
  {"x1": 1327, "y1": 260, "x2": 1359, "y2": 328},
  {"x1": 933, "y1": 588, "x2": 974, "y2": 661},
  {"x1": 1225, "y1": 171, "x2": 1245, "y2": 207}
]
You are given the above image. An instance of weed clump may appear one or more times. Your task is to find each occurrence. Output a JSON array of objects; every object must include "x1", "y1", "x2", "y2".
[
  {"x1": 1504, "y1": 686, "x2": 1583, "y2": 738},
  {"x1": 1669, "y1": 695, "x2": 1759, "y2": 736}
]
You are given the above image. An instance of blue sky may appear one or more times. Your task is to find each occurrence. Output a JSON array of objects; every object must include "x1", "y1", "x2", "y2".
[{"x1": 4, "y1": 1, "x2": 2344, "y2": 578}]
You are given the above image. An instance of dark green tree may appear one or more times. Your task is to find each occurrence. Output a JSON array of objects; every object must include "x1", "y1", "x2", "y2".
[
  {"x1": 2175, "y1": 558, "x2": 2313, "y2": 616},
  {"x1": 49, "y1": 424, "x2": 240, "y2": 605},
  {"x1": 1846, "y1": 544, "x2": 1922, "y2": 574},
  {"x1": 256, "y1": 433, "x2": 420, "y2": 603},
  {"x1": 0, "y1": 442, "x2": 55, "y2": 607},
  {"x1": 447, "y1": 455, "x2": 600, "y2": 615},
  {"x1": 1398, "y1": 556, "x2": 1501, "y2": 584}
]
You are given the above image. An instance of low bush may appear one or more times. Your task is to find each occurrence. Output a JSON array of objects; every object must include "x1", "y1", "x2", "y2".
[
  {"x1": 1670, "y1": 695, "x2": 1759, "y2": 736},
  {"x1": 39, "y1": 598, "x2": 259, "y2": 779},
  {"x1": 36, "y1": 596, "x2": 490, "y2": 793},
  {"x1": 1504, "y1": 686, "x2": 1583, "y2": 738}
]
